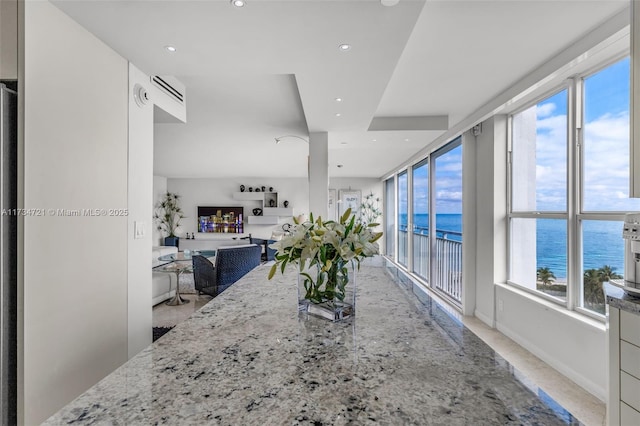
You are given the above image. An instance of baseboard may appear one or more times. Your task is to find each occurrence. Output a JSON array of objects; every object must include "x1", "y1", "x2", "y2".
[
  {"x1": 474, "y1": 309, "x2": 494, "y2": 328},
  {"x1": 496, "y1": 321, "x2": 605, "y2": 402}
]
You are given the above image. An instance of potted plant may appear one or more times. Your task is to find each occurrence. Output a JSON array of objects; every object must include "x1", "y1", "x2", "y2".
[
  {"x1": 268, "y1": 208, "x2": 382, "y2": 321},
  {"x1": 154, "y1": 192, "x2": 185, "y2": 247}
]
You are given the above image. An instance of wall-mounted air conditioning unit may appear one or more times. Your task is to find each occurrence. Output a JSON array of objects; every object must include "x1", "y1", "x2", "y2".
[{"x1": 150, "y1": 75, "x2": 186, "y2": 123}]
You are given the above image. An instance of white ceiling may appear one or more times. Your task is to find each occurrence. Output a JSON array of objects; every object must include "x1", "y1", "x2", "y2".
[{"x1": 52, "y1": 0, "x2": 628, "y2": 178}]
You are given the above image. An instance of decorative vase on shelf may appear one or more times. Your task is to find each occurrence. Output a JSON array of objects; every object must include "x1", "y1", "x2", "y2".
[
  {"x1": 240, "y1": 185, "x2": 245, "y2": 192},
  {"x1": 298, "y1": 260, "x2": 356, "y2": 321},
  {"x1": 164, "y1": 236, "x2": 179, "y2": 247}
]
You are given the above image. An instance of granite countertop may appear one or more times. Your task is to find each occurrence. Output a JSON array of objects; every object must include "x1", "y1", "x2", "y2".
[
  {"x1": 45, "y1": 263, "x2": 573, "y2": 425},
  {"x1": 604, "y1": 282, "x2": 640, "y2": 315}
]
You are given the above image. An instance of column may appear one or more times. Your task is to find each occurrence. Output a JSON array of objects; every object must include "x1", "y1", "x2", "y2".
[{"x1": 308, "y1": 132, "x2": 329, "y2": 218}]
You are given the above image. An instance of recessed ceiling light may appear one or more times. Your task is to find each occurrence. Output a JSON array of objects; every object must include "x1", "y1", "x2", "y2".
[
  {"x1": 372, "y1": 139, "x2": 377, "y2": 142},
  {"x1": 338, "y1": 44, "x2": 351, "y2": 51},
  {"x1": 231, "y1": 0, "x2": 245, "y2": 7},
  {"x1": 404, "y1": 138, "x2": 410, "y2": 141},
  {"x1": 335, "y1": 113, "x2": 341, "y2": 117},
  {"x1": 335, "y1": 97, "x2": 342, "y2": 102},
  {"x1": 164, "y1": 45, "x2": 176, "y2": 52}
]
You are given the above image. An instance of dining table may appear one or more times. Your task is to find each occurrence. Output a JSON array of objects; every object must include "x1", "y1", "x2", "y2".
[{"x1": 44, "y1": 260, "x2": 574, "y2": 425}]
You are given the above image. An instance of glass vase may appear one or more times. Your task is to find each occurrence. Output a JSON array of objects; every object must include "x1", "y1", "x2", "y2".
[{"x1": 297, "y1": 260, "x2": 356, "y2": 321}]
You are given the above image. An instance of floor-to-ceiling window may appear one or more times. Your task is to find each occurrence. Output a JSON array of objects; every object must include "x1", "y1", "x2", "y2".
[
  {"x1": 398, "y1": 171, "x2": 409, "y2": 266},
  {"x1": 509, "y1": 56, "x2": 640, "y2": 317},
  {"x1": 433, "y1": 141, "x2": 463, "y2": 302},
  {"x1": 384, "y1": 177, "x2": 395, "y2": 260},
  {"x1": 412, "y1": 159, "x2": 429, "y2": 280},
  {"x1": 391, "y1": 138, "x2": 464, "y2": 305}
]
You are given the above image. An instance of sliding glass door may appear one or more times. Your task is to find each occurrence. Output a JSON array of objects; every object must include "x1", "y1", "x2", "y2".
[
  {"x1": 412, "y1": 159, "x2": 429, "y2": 280},
  {"x1": 398, "y1": 171, "x2": 408, "y2": 266},
  {"x1": 433, "y1": 141, "x2": 463, "y2": 302}
]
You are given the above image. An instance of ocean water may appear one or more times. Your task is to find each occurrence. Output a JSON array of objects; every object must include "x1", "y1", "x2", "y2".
[{"x1": 400, "y1": 214, "x2": 624, "y2": 279}]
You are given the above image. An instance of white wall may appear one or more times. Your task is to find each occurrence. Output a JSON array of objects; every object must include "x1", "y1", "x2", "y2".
[
  {"x1": 22, "y1": 2, "x2": 128, "y2": 424},
  {"x1": 473, "y1": 116, "x2": 507, "y2": 326},
  {"x1": 0, "y1": 0, "x2": 17, "y2": 79},
  {"x1": 127, "y1": 64, "x2": 154, "y2": 358},
  {"x1": 166, "y1": 177, "x2": 309, "y2": 240},
  {"x1": 470, "y1": 114, "x2": 608, "y2": 401},
  {"x1": 162, "y1": 176, "x2": 382, "y2": 243},
  {"x1": 495, "y1": 284, "x2": 607, "y2": 400}
]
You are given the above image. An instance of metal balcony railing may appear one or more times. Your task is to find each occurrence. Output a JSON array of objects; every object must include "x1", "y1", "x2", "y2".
[{"x1": 398, "y1": 225, "x2": 462, "y2": 303}]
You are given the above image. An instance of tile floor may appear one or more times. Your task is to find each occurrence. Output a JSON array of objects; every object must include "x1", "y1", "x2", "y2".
[
  {"x1": 152, "y1": 272, "x2": 606, "y2": 426},
  {"x1": 152, "y1": 293, "x2": 212, "y2": 328}
]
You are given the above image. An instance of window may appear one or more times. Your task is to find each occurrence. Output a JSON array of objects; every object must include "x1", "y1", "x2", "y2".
[
  {"x1": 412, "y1": 159, "x2": 429, "y2": 280},
  {"x1": 580, "y1": 57, "x2": 639, "y2": 314},
  {"x1": 398, "y1": 171, "x2": 408, "y2": 266},
  {"x1": 510, "y1": 89, "x2": 568, "y2": 301},
  {"x1": 433, "y1": 142, "x2": 463, "y2": 301},
  {"x1": 404, "y1": 138, "x2": 464, "y2": 305},
  {"x1": 384, "y1": 177, "x2": 395, "y2": 259},
  {"x1": 509, "y1": 57, "x2": 640, "y2": 316}
]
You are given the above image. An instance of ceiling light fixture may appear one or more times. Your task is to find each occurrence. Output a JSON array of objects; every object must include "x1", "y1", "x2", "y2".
[
  {"x1": 335, "y1": 113, "x2": 341, "y2": 117},
  {"x1": 164, "y1": 45, "x2": 176, "y2": 52},
  {"x1": 274, "y1": 135, "x2": 309, "y2": 145},
  {"x1": 335, "y1": 97, "x2": 342, "y2": 102},
  {"x1": 338, "y1": 44, "x2": 351, "y2": 51},
  {"x1": 231, "y1": 0, "x2": 245, "y2": 7}
]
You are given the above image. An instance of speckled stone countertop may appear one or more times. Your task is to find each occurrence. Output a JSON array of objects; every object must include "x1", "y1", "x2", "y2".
[
  {"x1": 604, "y1": 282, "x2": 640, "y2": 315},
  {"x1": 45, "y1": 264, "x2": 575, "y2": 425}
]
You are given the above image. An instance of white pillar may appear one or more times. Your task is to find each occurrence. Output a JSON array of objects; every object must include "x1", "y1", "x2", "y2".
[{"x1": 308, "y1": 132, "x2": 329, "y2": 218}]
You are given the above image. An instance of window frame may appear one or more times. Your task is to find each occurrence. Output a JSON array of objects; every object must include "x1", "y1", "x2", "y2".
[
  {"x1": 507, "y1": 83, "x2": 572, "y2": 308},
  {"x1": 507, "y1": 54, "x2": 634, "y2": 321}
]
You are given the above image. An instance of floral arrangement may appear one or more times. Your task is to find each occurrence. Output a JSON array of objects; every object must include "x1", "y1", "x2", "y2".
[
  {"x1": 268, "y1": 208, "x2": 382, "y2": 305},
  {"x1": 154, "y1": 192, "x2": 185, "y2": 238},
  {"x1": 359, "y1": 192, "x2": 382, "y2": 226}
]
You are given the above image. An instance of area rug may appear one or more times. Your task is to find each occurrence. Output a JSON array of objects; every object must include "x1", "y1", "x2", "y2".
[{"x1": 152, "y1": 326, "x2": 174, "y2": 342}]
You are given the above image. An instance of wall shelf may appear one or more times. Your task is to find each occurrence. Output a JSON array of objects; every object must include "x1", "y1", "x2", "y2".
[
  {"x1": 263, "y1": 207, "x2": 293, "y2": 216},
  {"x1": 247, "y1": 215, "x2": 278, "y2": 225}
]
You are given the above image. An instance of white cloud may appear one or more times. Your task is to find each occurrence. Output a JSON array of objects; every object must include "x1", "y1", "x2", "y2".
[
  {"x1": 436, "y1": 190, "x2": 462, "y2": 202},
  {"x1": 536, "y1": 103, "x2": 557, "y2": 119}
]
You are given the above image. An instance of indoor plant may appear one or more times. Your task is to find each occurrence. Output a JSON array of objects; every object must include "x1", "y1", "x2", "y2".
[
  {"x1": 154, "y1": 192, "x2": 185, "y2": 247},
  {"x1": 268, "y1": 208, "x2": 382, "y2": 321}
]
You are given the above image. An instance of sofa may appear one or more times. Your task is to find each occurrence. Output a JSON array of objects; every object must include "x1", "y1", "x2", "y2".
[
  {"x1": 152, "y1": 246, "x2": 178, "y2": 305},
  {"x1": 192, "y1": 244, "x2": 262, "y2": 297}
]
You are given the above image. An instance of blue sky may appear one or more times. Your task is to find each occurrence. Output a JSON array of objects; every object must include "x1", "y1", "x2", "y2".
[
  {"x1": 397, "y1": 143, "x2": 463, "y2": 222},
  {"x1": 534, "y1": 56, "x2": 640, "y2": 212}
]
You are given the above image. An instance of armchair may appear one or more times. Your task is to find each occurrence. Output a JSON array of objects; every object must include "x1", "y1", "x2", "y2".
[{"x1": 192, "y1": 244, "x2": 262, "y2": 297}]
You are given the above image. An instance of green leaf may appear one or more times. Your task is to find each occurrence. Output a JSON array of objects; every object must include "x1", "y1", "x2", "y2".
[
  {"x1": 268, "y1": 263, "x2": 278, "y2": 280},
  {"x1": 340, "y1": 208, "x2": 352, "y2": 224}
]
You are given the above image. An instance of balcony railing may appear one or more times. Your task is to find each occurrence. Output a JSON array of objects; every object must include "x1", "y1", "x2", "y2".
[{"x1": 398, "y1": 225, "x2": 462, "y2": 304}]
